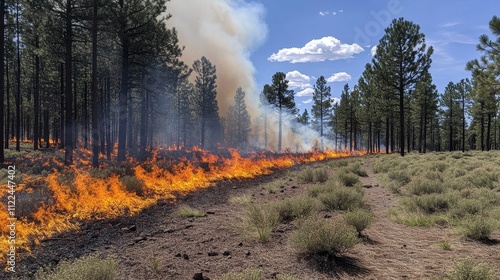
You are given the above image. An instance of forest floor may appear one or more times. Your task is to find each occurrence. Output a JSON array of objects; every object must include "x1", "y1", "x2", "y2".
[{"x1": 7, "y1": 154, "x2": 500, "y2": 279}]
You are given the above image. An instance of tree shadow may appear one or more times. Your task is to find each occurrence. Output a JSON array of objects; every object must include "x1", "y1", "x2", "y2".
[
  {"x1": 302, "y1": 254, "x2": 370, "y2": 277},
  {"x1": 478, "y1": 237, "x2": 500, "y2": 246},
  {"x1": 360, "y1": 234, "x2": 379, "y2": 245}
]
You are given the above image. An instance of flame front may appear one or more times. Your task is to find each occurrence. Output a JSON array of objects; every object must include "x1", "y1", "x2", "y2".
[{"x1": 0, "y1": 147, "x2": 364, "y2": 265}]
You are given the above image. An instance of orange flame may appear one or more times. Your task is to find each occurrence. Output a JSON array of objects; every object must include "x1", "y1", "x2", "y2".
[{"x1": 1, "y1": 147, "x2": 365, "y2": 266}]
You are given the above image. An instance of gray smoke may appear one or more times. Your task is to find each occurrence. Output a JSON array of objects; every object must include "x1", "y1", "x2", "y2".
[{"x1": 166, "y1": 0, "x2": 267, "y2": 116}]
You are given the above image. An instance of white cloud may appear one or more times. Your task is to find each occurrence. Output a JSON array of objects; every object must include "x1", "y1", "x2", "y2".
[
  {"x1": 296, "y1": 88, "x2": 315, "y2": 97},
  {"x1": 332, "y1": 12, "x2": 337, "y2": 16},
  {"x1": 286, "y1": 70, "x2": 313, "y2": 90},
  {"x1": 319, "y1": 11, "x2": 329, "y2": 16},
  {"x1": 330, "y1": 97, "x2": 340, "y2": 105},
  {"x1": 370, "y1": 45, "x2": 377, "y2": 57},
  {"x1": 268, "y1": 36, "x2": 364, "y2": 63},
  {"x1": 339, "y1": 9, "x2": 344, "y2": 13},
  {"x1": 442, "y1": 21, "x2": 460, "y2": 28},
  {"x1": 326, "y1": 72, "x2": 352, "y2": 83},
  {"x1": 302, "y1": 98, "x2": 313, "y2": 104}
]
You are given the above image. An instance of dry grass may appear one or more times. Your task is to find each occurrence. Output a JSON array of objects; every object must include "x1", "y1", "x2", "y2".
[
  {"x1": 34, "y1": 255, "x2": 117, "y2": 280},
  {"x1": 175, "y1": 205, "x2": 206, "y2": 218}
]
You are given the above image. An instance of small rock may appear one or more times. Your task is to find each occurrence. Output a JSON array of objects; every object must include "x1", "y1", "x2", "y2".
[
  {"x1": 127, "y1": 242, "x2": 135, "y2": 246},
  {"x1": 183, "y1": 253, "x2": 189, "y2": 260},
  {"x1": 238, "y1": 242, "x2": 243, "y2": 246},
  {"x1": 193, "y1": 272, "x2": 204, "y2": 280},
  {"x1": 185, "y1": 225, "x2": 193, "y2": 229},
  {"x1": 134, "y1": 236, "x2": 147, "y2": 243},
  {"x1": 121, "y1": 227, "x2": 129, "y2": 232},
  {"x1": 271, "y1": 272, "x2": 278, "y2": 277},
  {"x1": 324, "y1": 214, "x2": 332, "y2": 218},
  {"x1": 289, "y1": 178, "x2": 293, "y2": 181},
  {"x1": 206, "y1": 211, "x2": 215, "y2": 215},
  {"x1": 232, "y1": 186, "x2": 237, "y2": 189},
  {"x1": 362, "y1": 184, "x2": 373, "y2": 188},
  {"x1": 208, "y1": 251, "x2": 218, "y2": 256},
  {"x1": 279, "y1": 190, "x2": 284, "y2": 193},
  {"x1": 128, "y1": 225, "x2": 137, "y2": 231},
  {"x1": 223, "y1": 250, "x2": 231, "y2": 256},
  {"x1": 245, "y1": 251, "x2": 251, "y2": 256},
  {"x1": 164, "y1": 228, "x2": 175, "y2": 233},
  {"x1": 291, "y1": 185, "x2": 297, "y2": 189},
  {"x1": 175, "y1": 253, "x2": 182, "y2": 257}
]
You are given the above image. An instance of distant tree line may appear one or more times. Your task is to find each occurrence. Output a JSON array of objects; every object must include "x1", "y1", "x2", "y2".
[{"x1": 0, "y1": 1, "x2": 499, "y2": 167}]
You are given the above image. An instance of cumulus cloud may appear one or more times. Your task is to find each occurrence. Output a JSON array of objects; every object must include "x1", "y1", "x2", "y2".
[
  {"x1": 319, "y1": 11, "x2": 329, "y2": 16},
  {"x1": 268, "y1": 36, "x2": 364, "y2": 63},
  {"x1": 332, "y1": 12, "x2": 337, "y2": 16},
  {"x1": 302, "y1": 98, "x2": 313, "y2": 104},
  {"x1": 286, "y1": 70, "x2": 313, "y2": 89},
  {"x1": 326, "y1": 72, "x2": 352, "y2": 83},
  {"x1": 370, "y1": 45, "x2": 377, "y2": 57},
  {"x1": 296, "y1": 88, "x2": 315, "y2": 97}
]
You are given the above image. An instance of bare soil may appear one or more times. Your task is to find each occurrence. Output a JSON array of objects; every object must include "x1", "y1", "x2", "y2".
[{"x1": 7, "y1": 159, "x2": 500, "y2": 280}]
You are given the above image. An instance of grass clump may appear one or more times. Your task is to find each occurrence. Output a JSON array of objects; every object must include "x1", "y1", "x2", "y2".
[
  {"x1": 319, "y1": 187, "x2": 364, "y2": 211},
  {"x1": 459, "y1": 215, "x2": 496, "y2": 240},
  {"x1": 218, "y1": 268, "x2": 263, "y2": 280},
  {"x1": 337, "y1": 172, "x2": 360, "y2": 187},
  {"x1": 314, "y1": 168, "x2": 329, "y2": 183},
  {"x1": 297, "y1": 168, "x2": 314, "y2": 183},
  {"x1": 387, "y1": 170, "x2": 411, "y2": 185},
  {"x1": 443, "y1": 258, "x2": 494, "y2": 280},
  {"x1": 291, "y1": 215, "x2": 359, "y2": 256},
  {"x1": 404, "y1": 194, "x2": 451, "y2": 214},
  {"x1": 344, "y1": 208, "x2": 374, "y2": 235},
  {"x1": 228, "y1": 194, "x2": 252, "y2": 205},
  {"x1": 273, "y1": 195, "x2": 317, "y2": 222},
  {"x1": 239, "y1": 203, "x2": 280, "y2": 242},
  {"x1": 346, "y1": 162, "x2": 368, "y2": 177},
  {"x1": 438, "y1": 241, "x2": 451, "y2": 250},
  {"x1": 34, "y1": 255, "x2": 117, "y2": 280},
  {"x1": 390, "y1": 209, "x2": 435, "y2": 227},
  {"x1": 406, "y1": 177, "x2": 445, "y2": 195},
  {"x1": 120, "y1": 175, "x2": 145, "y2": 196},
  {"x1": 175, "y1": 205, "x2": 206, "y2": 217}
]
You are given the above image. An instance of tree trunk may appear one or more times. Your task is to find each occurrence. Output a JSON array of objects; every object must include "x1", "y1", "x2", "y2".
[
  {"x1": 91, "y1": 0, "x2": 99, "y2": 167},
  {"x1": 385, "y1": 116, "x2": 389, "y2": 154},
  {"x1": 44, "y1": 110, "x2": 49, "y2": 148},
  {"x1": 34, "y1": 38, "x2": 40, "y2": 150},
  {"x1": 399, "y1": 83, "x2": 405, "y2": 156},
  {"x1": 117, "y1": 14, "x2": 129, "y2": 161},
  {"x1": 15, "y1": 0, "x2": 21, "y2": 151},
  {"x1": 60, "y1": 63, "x2": 65, "y2": 148},
  {"x1": 5, "y1": 47, "x2": 9, "y2": 150},
  {"x1": 64, "y1": 0, "x2": 74, "y2": 165},
  {"x1": 0, "y1": 0, "x2": 5, "y2": 162},
  {"x1": 486, "y1": 113, "x2": 491, "y2": 151}
]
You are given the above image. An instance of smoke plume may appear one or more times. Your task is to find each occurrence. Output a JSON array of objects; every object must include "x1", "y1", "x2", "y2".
[{"x1": 166, "y1": 0, "x2": 267, "y2": 116}]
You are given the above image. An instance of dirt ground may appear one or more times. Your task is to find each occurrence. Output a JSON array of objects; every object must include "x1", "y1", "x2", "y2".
[{"x1": 8, "y1": 159, "x2": 500, "y2": 279}]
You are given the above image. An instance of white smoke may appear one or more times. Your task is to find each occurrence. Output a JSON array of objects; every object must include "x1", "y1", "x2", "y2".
[
  {"x1": 166, "y1": 0, "x2": 267, "y2": 115},
  {"x1": 165, "y1": 0, "x2": 336, "y2": 151}
]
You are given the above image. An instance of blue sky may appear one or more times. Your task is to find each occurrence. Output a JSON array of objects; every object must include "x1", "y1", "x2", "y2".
[{"x1": 248, "y1": 0, "x2": 500, "y2": 113}]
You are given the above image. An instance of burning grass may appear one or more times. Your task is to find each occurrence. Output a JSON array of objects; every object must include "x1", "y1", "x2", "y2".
[{"x1": 1, "y1": 146, "x2": 363, "y2": 264}]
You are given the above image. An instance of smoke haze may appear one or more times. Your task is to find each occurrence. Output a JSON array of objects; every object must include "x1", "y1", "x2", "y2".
[{"x1": 166, "y1": 0, "x2": 267, "y2": 116}]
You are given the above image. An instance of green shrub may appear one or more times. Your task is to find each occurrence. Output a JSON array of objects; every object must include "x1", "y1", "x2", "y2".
[
  {"x1": 337, "y1": 172, "x2": 360, "y2": 187},
  {"x1": 175, "y1": 205, "x2": 206, "y2": 217},
  {"x1": 387, "y1": 170, "x2": 411, "y2": 185},
  {"x1": 460, "y1": 215, "x2": 496, "y2": 240},
  {"x1": 390, "y1": 209, "x2": 435, "y2": 227},
  {"x1": 273, "y1": 195, "x2": 317, "y2": 222},
  {"x1": 319, "y1": 187, "x2": 364, "y2": 211},
  {"x1": 406, "y1": 177, "x2": 445, "y2": 195},
  {"x1": 404, "y1": 194, "x2": 451, "y2": 214},
  {"x1": 291, "y1": 215, "x2": 359, "y2": 256},
  {"x1": 218, "y1": 268, "x2": 263, "y2": 280},
  {"x1": 438, "y1": 241, "x2": 451, "y2": 250},
  {"x1": 444, "y1": 258, "x2": 494, "y2": 280},
  {"x1": 34, "y1": 255, "x2": 118, "y2": 280},
  {"x1": 308, "y1": 183, "x2": 336, "y2": 198},
  {"x1": 449, "y1": 199, "x2": 484, "y2": 219},
  {"x1": 120, "y1": 175, "x2": 145, "y2": 196},
  {"x1": 347, "y1": 162, "x2": 368, "y2": 177},
  {"x1": 344, "y1": 209, "x2": 374, "y2": 234},
  {"x1": 239, "y1": 203, "x2": 280, "y2": 242},
  {"x1": 314, "y1": 168, "x2": 329, "y2": 183},
  {"x1": 297, "y1": 168, "x2": 314, "y2": 183}
]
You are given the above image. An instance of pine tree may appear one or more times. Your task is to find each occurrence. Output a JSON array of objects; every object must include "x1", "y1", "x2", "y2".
[
  {"x1": 311, "y1": 76, "x2": 332, "y2": 150},
  {"x1": 372, "y1": 18, "x2": 433, "y2": 156},
  {"x1": 193, "y1": 56, "x2": 220, "y2": 149},
  {"x1": 263, "y1": 72, "x2": 296, "y2": 152},
  {"x1": 226, "y1": 87, "x2": 251, "y2": 149},
  {"x1": 297, "y1": 109, "x2": 310, "y2": 125}
]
